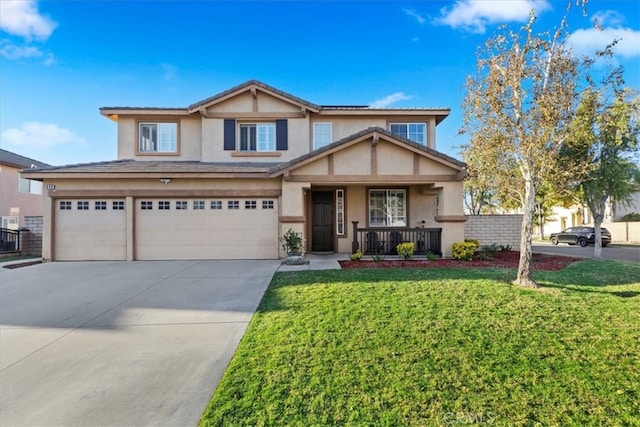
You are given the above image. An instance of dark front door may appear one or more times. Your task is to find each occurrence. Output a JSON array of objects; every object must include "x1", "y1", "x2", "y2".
[{"x1": 311, "y1": 191, "x2": 334, "y2": 252}]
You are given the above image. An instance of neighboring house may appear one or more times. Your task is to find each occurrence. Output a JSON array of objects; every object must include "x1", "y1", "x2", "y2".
[
  {"x1": 0, "y1": 149, "x2": 49, "y2": 229},
  {"x1": 613, "y1": 192, "x2": 640, "y2": 220},
  {"x1": 23, "y1": 80, "x2": 467, "y2": 261}
]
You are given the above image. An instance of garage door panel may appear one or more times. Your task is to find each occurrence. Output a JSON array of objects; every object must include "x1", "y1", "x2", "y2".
[
  {"x1": 136, "y1": 199, "x2": 278, "y2": 260},
  {"x1": 55, "y1": 200, "x2": 126, "y2": 261}
]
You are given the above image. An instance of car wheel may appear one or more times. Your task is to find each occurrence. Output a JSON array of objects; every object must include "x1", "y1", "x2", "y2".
[
  {"x1": 550, "y1": 236, "x2": 558, "y2": 245},
  {"x1": 578, "y1": 237, "x2": 587, "y2": 247}
]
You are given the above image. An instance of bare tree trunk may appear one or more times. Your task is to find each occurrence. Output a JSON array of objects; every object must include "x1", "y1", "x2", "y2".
[{"x1": 515, "y1": 176, "x2": 538, "y2": 287}]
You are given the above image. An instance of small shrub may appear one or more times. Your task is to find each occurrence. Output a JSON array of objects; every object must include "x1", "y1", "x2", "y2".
[
  {"x1": 372, "y1": 254, "x2": 385, "y2": 262},
  {"x1": 426, "y1": 251, "x2": 438, "y2": 261},
  {"x1": 451, "y1": 241, "x2": 478, "y2": 261},
  {"x1": 464, "y1": 238, "x2": 480, "y2": 246},
  {"x1": 479, "y1": 243, "x2": 500, "y2": 259},
  {"x1": 350, "y1": 250, "x2": 363, "y2": 261},
  {"x1": 396, "y1": 242, "x2": 415, "y2": 260},
  {"x1": 281, "y1": 228, "x2": 303, "y2": 254},
  {"x1": 500, "y1": 244, "x2": 512, "y2": 252}
]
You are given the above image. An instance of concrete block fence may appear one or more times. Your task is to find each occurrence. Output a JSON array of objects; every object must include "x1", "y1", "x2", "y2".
[
  {"x1": 464, "y1": 215, "x2": 523, "y2": 249},
  {"x1": 20, "y1": 216, "x2": 44, "y2": 256}
]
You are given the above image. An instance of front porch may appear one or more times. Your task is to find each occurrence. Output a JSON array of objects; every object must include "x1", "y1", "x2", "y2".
[{"x1": 351, "y1": 222, "x2": 442, "y2": 256}]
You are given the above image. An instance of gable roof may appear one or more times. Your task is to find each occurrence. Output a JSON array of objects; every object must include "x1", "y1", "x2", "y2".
[
  {"x1": 187, "y1": 79, "x2": 322, "y2": 113},
  {"x1": 0, "y1": 149, "x2": 50, "y2": 169},
  {"x1": 269, "y1": 126, "x2": 466, "y2": 176}
]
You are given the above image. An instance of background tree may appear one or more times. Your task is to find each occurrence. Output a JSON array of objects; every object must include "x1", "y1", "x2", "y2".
[
  {"x1": 565, "y1": 63, "x2": 640, "y2": 259},
  {"x1": 460, "y1": 11, "x2": 582, "y2": 287}
]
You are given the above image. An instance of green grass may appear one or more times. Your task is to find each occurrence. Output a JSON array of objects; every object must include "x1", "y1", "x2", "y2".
[{"x1": 200, "y1": 261, "x2": 640, "y2": 426}]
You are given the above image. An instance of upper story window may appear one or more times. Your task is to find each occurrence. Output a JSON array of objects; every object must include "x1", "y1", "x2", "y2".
[
  {"x1": 19, "y1": 176, "x2": 43, "y2": 195},
  {"x1": 390, "y1": 123, "x2": 426, "y2": 145},
  {"x1": 313, "y1": 123, "x2": 332, "y2": 149},
  {"x1": 224, "y1": 119, "x2": 288, "y2": 152},
  {"x1": 139, "y1": 122, "x2": 178, "y2": 153},
  {"x1": 239, "y1": 123, "x2": 275, "y2": 151}
]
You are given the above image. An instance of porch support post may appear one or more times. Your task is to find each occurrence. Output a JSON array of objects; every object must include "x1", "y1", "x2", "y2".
[{"x1": 351, "y1": 221, "x2": 359, "y2": 253}]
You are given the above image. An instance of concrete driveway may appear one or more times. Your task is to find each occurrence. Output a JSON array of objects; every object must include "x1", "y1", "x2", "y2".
[{"x1": 0, "y1": 260, "x2": 281, "y2": 427}]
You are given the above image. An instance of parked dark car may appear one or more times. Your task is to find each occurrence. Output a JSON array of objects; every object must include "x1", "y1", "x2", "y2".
[{"x1": 550, "y1": 227, "x2": 612, "y2": 247}]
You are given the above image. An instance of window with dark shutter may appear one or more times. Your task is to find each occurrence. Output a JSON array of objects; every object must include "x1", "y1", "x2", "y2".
[
  {"x1": 224, "y1": 119, "x2": 236, "y2": 150},
  {"x1": 276, "y1": 119, "x2": 288, "y2": 150}
]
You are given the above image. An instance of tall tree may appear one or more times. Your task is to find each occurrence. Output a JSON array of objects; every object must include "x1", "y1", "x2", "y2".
[
  {"x1": 566, "y1": 65, "x2": 640, "y2": 259},
  {"x1": 460, "y1": 11, "x2": 582, "y2": 287}
]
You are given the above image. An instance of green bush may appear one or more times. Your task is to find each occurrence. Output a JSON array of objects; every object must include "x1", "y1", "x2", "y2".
[
  {"x1": 396, "y1": 242, "x2": 415, "y2": 260},
  {"x1": 464, "y1": 238, "x2": 480, "y2": 246},
  {"x1": 479, "y1": 243, "x2": 500, "y2": 259},
  {"x1": 372, "y1": 254, "x2": 385, "y2": 262},
  {"x1": 350, "y1": 250, "x2": 363, "y2": 261},
  {"x1": 500, "y1": 244, "x2": 512, "y2": 252},
  {"x1": 426, "y1": 251, "x2": 438, "y2": 261},
  {"x1": 451, "y1": 241, "x2": 478, "y2": 261},
  {"x1": 621, "y1": 213, "x2": 640, "y2": 222}
]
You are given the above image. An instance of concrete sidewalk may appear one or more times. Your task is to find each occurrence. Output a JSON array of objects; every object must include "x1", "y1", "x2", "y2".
[{"x1": 277, "y1": 253, "x2": 346, "y2": 272}]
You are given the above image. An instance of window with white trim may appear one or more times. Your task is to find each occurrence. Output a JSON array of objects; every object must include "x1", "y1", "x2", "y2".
[
  {"x1": 210, "y1": 200, "x2": 222, "y2": 210},
  {"x1": 245, "y1": 200, "x2": 257, "y2": 210},
  {"x1": 336, "y1": 189, "x2": 345, "y2": 235},
  {"x1": 18, "y1": 177, "x2": 43, "y2": 194},
  {"x1": 262, "y1": 200, "x2": 274, "y2": 209},
  {"x1": 60, "y1": 201, "x2": 72, "y2": 210},
  {"x1": 239, "y1": 123, "x2": 275, "y2": 151},
  {"x1": 228, "y1": 200, "x2": 239, "y2": 210},
  {"x1": 159, "y1": 201, "x2": 170, "y2": 210},
  {"x1": 390, "y1": 123, "x2": 426, "y2": 145},
  {"x1": 369, "y1": 189, "x2": 406, "y2": 227},
  {"x1": 313, "y1": 123, "x2": 332, "y2": 149},
  {"x1": 77, "y1": 201, "x2": 89, "y2": 211},
  {"x1": 139, "y1": 122, "x2": 178, "y2": 153},
  {"x1": 141, "y1": 201, "x2": 153, "y2": 210},
  {"x1": 95, "y1": 201, "x2": 107, "y2": 210},
  {"x1": 193, "y1": 200, "x2": 205, "y2": 210},
  {"x1": 113, "y1": 201, "x2": 125, "y2": 210},
  {"x1": 176, "y1": 201, "x2": 187, "y2": 210}
]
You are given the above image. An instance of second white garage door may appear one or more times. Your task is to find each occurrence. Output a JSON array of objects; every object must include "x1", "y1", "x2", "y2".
[{"x1": 135, "y1": 198, "x2": 279, "y2": 260}]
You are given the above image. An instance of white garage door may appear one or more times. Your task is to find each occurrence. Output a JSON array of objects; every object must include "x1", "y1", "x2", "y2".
[
  {"x1": 55, "y1": 200, "x2": 127, "y2": 261},
  {"x1": 135, "y1": 198, "x2": 279, "y2": 260}
]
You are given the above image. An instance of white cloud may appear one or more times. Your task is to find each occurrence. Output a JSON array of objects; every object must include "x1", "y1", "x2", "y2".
[
  {"x1": 1, "y1": 122, "x2": 85, "y2": 149},
  {"x1": 370, "y1": 92, "x2": 414, "y2": 108},
  {"x1": 0, "y1": 0, "x2": 57, "y2": 41},
  {"x1": 592, "y1": 10, "x2": 625, "y2": 27},
  {"x1": 568, "y1": 27, "x2": 640, "y2": 58},
  {"x1": 0, "y1": 41, "x2": 43, "y2": 59},
  {"x1": 434, "y1": 0, "x2": 551, "y2": 33},
  {"x1": 403, "y1": 8, "x2": 425, "y2": 25}
]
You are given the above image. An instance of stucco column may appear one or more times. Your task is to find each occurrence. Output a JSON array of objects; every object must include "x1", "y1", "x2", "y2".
[
  {"x1": 42, "y1": 191, "x2": 53, "y2": 261},
  {"x1": 279, "y1": 180, "x2": 309, "y2": 256},
  {"x1": 428, "y1": 117, "x2": 436, "y2": 149},
  {"x1": 126, "y1": 196, "x2": 134, "y2": 261}
]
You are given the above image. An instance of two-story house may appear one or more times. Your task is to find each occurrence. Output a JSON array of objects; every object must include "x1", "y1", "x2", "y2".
[
  {"x1": 1, "y1": 149, "x2": 49, "y2": 229},
  {"x1": 23, "y1": 80, "x2": 467, "y2": 261}
]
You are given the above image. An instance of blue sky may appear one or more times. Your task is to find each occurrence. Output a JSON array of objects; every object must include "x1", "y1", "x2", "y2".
[{"x1": 1, "y1": 0, "x2": 639, "y2": 166}]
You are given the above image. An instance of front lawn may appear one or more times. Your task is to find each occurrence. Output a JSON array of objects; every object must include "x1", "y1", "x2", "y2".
[{"x1": 200, "y1": 261, "x2": 640, "y2": 426}]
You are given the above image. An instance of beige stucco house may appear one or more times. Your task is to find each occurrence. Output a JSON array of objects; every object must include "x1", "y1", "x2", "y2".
[
  {"x1": 1, "y1": 149, "x2": 49, "y2": 229},
  {"x1": 23, "y1": 80, "x2": 467, "y2": 261}
]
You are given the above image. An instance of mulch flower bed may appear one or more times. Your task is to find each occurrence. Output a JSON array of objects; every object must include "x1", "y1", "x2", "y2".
[{"x1": 339, "y1": 251, "x2": 581, "y2": 271}]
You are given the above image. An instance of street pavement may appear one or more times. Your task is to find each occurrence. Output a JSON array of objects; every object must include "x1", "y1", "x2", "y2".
[{"x1": 533, "y1": 242, "x2": 639, "y2": 263}]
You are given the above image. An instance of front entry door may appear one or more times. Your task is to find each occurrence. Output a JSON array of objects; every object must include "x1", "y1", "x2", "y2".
[{"x1": 311, "y1": 191, "x2": 334, "y2": 252}]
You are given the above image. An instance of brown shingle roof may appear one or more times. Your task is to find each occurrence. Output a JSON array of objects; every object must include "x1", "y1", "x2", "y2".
[
  {"x1": 21, "y1": 159, "x2": 281, "y2": 175},
  {"x1": 0, "y1": 149, "x2": 50, "y2": 169}
]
